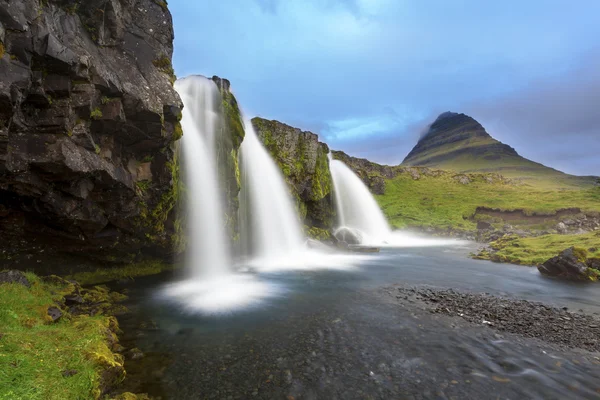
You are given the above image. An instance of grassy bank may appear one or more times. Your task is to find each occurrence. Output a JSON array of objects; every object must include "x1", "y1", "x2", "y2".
[
  {"x1": 0, "y1": 273, "x2": 127, "y2": 399},
  {"x1": 66, "y1": 260, "x2": 178, "y2": 286},
  {"x1": 376, "y1": 172, "x2": 600, "y2": 231},
  {"x1": 474, "y1": 232, "x2": 600, "y2": 266}
]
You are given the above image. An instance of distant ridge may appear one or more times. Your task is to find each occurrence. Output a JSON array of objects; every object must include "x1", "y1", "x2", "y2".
[{"x1": 402, "y1": 112, "x2": 596, "y2": 188}]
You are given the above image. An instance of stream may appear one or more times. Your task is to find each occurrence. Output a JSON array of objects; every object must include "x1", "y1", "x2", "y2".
[{"x1": 115, "y1": 243, "x2": 600, "y2": 399}]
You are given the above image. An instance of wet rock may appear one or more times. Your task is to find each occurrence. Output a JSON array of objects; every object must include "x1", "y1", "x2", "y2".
[
  {"x1": 476, "y1": 221, "x2": 492, "y2": 231},
  {"x1": 0, "y1": 270, "x2": 30, "y2": 287},
  {"x1": 556, "y1": 222, "x2": 568, "y2": 234},
  {"x1": 252, "y1": 118, "x2": 334, "y2": 234},
  {"x1": 127, "y1": 348, "x2": 145, "y2": 361},
  {"x1": 47, "y1": 306, "x2": 63, "y2": 322},
  {"x1": 538, "y1": 247, "x2": 589, "y2": 280},
  {"x1": 64, "y1": 294, "x2": 85, "y2": 306},
  {"x1": 0, "y1": 0, "x2": 183, "y2": 263},
  {"x1": 334, "y1": 227, "x2": 363, "y2": 245},
  {"x1": 394, "y1": 285, "x2": 600, "y2": 352}
]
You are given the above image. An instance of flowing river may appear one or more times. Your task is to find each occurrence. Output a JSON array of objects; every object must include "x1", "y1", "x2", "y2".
[{"x1": 114, "y1": 243, "x2": 600, "y2": 399}]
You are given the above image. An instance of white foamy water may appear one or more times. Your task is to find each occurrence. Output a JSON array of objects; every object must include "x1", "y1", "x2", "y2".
[
  {"x1": 161, "y1": 274, "x2": 283, "y2": 315},
  {"x1": 329, "y1": 155, "x2": 465, "y2": 248},
  {"x1": 175, "y1": 76, "x2": 230, "y2": 278},
  {"x1": 329, "y1": 155, "x2": 391, "y2": 244},
  {"x1": 239, "y1": 120, "x2": 306, "y2": 260}
]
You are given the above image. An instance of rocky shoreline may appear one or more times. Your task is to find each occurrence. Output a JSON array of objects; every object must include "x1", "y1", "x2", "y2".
[{"x1": 386, "y1": 284, "x2": 600, "y2": 353}]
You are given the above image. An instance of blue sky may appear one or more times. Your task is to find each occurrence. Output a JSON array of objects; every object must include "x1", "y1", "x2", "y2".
[{"x1": 169, "y1": 0, "x2": 600, "y2": 176}]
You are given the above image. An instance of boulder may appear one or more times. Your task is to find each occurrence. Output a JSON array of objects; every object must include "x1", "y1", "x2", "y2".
[
  {"x1": 0, "y1": 270, "x2": 30, "y2": 287},
  {"x1": 334, "y1": 227, "x2": 363, "y2": 245},
  {"x1": 556, "y1": 222, "x2": 567, "y2": 234},
  {"x1": 477, "y1": 221, "x2": 492, "y2": 230},
  {"x1": 538, "y1": 247, "x2": 589, "y2": 280}
]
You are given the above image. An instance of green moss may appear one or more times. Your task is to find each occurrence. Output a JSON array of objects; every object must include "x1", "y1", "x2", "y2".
[
  {"x1": 586, "y1": 268, "x2": 600, "y2": 282},
  {"x1": 94, "y1": 144, "x2": 100, "y2": 154},
  {"x1": 376, "y1": 168, "x2": 600, "y2": 231},
  {"x1": 153, "y1": 0, "x2": 168, "y2": 11},
  {"x1": 90, "y1": 108, "x2": 103, "y2": 120},
  {"x1": 476, "y1": 233, "x2": 600, "y2": 266},
  {"x1": 135, "y1": 151, "x2": 182, "y2": 249},
  {"x1": 310, "y1": 148, "x2": 332, "y2": 201},
  {"x1": 67, "y1": 260, "x2": 175, "y2": 285},
  {"x1": 152, "y1": 55, "x2": 176, "y2": 85},
  {"x1": 573, "y1": 247, "x2": 589, "y2": 263},
  {"x1": 0, "y1": 274, "x2": 124, "y2": 399},
  {"x1": 172, "y1": 121, "x2": 183, "y2": 141},
  {"x1": 306, "y1": 226, "x2": 331, "y2": 241},
  {"x1": 135, "y1": 180, "x2": 151, "y2": 195},
  {"x1": 221, "y1": 91, "x2": 245, "y2": 149}
]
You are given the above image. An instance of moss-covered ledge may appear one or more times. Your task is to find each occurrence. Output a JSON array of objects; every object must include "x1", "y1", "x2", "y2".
[
  {"x1": 251, "y1": 118, "x2": 335, "y2": 236},
  {"x1": 0, "y1": 271, "x2": 146, "y2": 399}
]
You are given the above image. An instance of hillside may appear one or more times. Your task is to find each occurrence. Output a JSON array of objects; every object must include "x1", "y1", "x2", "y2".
[
  {"x1": 334, "y1": 150, "x2": 600, "y2": 265},
  {"x1": 402, "y1": 112, "x2": 597, "y2": 188}
]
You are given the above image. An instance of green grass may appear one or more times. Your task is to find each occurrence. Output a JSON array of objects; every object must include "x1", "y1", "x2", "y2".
[
  {"x1": 0, "y1": 274, "x2": 124, "y2": 400},
  {"x1": 476, "y1": 232, "x2": 600, "y2": 266},
  {"x1": 66, "y1": 260, "x2": 176, "y2": 286},
  {"x1": 376, "y1": 171, "x2": 600, "y2": 232}
]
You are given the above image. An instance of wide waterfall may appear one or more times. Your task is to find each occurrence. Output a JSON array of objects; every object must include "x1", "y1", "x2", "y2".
[
  {"x1": 329, "y1": 155, "x2": 391, "y2": 244},
  {"x1": 162, "y1": 76, "x2": 276, "y2": 314},
  {"x1": 239, "y1": 121, "x2": 305, "y2": 261}
]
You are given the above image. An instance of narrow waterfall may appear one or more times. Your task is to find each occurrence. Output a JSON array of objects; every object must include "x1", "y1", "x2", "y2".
[
  {"x1": 175, "y1": 76, "x2": 230, "y2": 278},
  {"x1": 239, "y1": 121, "x2": 305, "y2": 260},
  {"x1": 329, "y1": 155, "x2": 391, "y2": 244}
]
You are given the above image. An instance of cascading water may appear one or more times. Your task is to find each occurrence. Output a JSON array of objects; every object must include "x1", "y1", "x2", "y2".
[
  {"x1": 329, "y1": 155, "x2": 391, "y2": 244},
  {"x1": 161, "y1": 76, "x2": 277, "y2": 314},
  {"x1": 239, "y1": 121, "x2": 305, "y2": 261},
  {"x1": 175, "y1": 76, "x2": 230, "y2": 278},
  {"x1": 329, "y1": 154, "x2": 464, "y2": 248}
]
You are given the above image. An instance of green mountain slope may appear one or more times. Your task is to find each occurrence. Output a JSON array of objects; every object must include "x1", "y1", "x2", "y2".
[{"x1": 402, "y1": 112, "x2": 596, "y2": 188}]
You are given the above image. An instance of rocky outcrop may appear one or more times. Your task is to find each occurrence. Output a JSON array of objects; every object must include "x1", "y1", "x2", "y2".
[
  {"x1": 0, "y1": 0, "x2": 182, "y2": 265},
  {"x1": 251, "y1": 118, "x2": 334, "y2": 235},
  {"x1": 213, "y1": 76, "x2": 244, "y2": 240},
  {"x1": 538, "y1": 247, "x2": 596, "y2": 281},
  {"x1": 330, "y1": 150, "x2": 510, "y2": 197}
]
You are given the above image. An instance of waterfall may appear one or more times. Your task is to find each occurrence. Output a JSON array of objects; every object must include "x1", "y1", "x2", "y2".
[
  {"x1": 329, "y1": 155, "x2": 391, "y2": 244},
  {"x1": 162, "y1": 76, "x2": 281, "y2": 314},
  {"x1": 175, "y1": 76, "x2": 230, "y2": 278},
  {"x1": 239, "y1": 121, "x2": 305, "y2": 261}
]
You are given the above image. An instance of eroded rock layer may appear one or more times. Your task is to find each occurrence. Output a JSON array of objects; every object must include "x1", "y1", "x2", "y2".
[
  {"x1": 0, "y1": 0, "x2": 183, "y2": 264},
  {"x1": 251, "y1": 117, "x2": 334, "y2": 238}
]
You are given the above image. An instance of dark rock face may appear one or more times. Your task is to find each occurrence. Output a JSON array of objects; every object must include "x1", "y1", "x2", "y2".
[
  {"x1": 251, "y1": 118, "x2": 334, "y2": 234},
  {"x1": 0, "y1": 0, "x2": 182, "y2": 264},
  {"x1": 538, "y1": 247, "x2": 589, "y2": 280},
  {"x1": 0, "y1": 269, "x2": 30, "y2": 286},
  {"x1": 330, "y1": 150, "x2": 396, "y2": 194},
  {"x1": 213, "y1": 76, "x2": 244, "y2": 240}
]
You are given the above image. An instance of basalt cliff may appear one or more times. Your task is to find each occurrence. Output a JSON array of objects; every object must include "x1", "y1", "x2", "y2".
[{"x1": 0, "y1": 0, "x2": 183, "y2": 266}]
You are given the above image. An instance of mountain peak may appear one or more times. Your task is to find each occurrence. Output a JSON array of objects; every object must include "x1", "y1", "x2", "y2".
[{"x1": 401, "y1": 112, "x2": 595, "y2": 187}]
